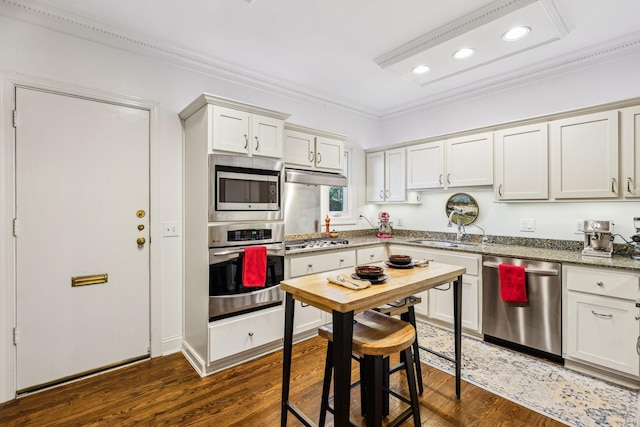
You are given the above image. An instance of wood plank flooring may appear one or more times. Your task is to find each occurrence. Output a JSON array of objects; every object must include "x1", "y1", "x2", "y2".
[{"x1": 0, "y1": 336, "x2": 565, "y2": 426}]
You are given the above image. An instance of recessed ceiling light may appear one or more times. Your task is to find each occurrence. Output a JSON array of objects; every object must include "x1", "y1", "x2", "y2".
[
  {"x1": 452, "y1": 48, "x2": 475, "y2": 60},
  {"x1": 411, "y1": 65, "x2": 431, "y2": 74},
  {"x1": 502, "y1": 26, "x2": 531, "y2": 41}
]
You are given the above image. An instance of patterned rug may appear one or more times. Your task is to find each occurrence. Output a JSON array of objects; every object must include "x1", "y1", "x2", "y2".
[{"x1": 415, "y1": 321, "x2": 640, "y2": 427}]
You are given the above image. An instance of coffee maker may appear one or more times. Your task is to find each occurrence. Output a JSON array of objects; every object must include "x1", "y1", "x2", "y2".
[
  {"x1": 582, "y1": 220, "x2": 613, "y2": 257},
  {"x1": 630, "y1": 217, "x2": 640, "y2": 260}
]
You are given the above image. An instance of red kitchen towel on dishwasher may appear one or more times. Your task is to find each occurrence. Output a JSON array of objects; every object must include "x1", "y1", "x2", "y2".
[
  {"x1": 243, "y1": 246, "x2": 267, "y2": 288},
  {"x1": 498, "y1": 264, "x2": 527, "y2": 303}
]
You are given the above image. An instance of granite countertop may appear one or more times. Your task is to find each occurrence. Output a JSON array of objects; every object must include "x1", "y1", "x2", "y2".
[{"x1": 285, "y1": 231, "x2": 640, "y2": 273}]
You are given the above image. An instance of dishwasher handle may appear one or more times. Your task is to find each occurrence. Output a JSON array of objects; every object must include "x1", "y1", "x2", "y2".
[{"x1": 482, "y1": 261, "x2": 559, "y2": 276}]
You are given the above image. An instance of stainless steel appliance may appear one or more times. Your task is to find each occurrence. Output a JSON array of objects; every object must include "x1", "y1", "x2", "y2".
[
  {"x1": 208, "y1": 222, "x2": 285, "y2": 320},
  {"x1": 630, "y1": 217, "x2": 640, "y2": 260},
  {"x1": 285, "y1": 237, "x2": 349, "y2": 250},
  {"x1": 482, "y1": 255, "x2": 562, "y2": 360},
  {"x1": 582, "y1": 220, "x2": 614, "y2": 257},
  {"x1": 209, "y1": 154, "x2": 284, "y2": 222}
]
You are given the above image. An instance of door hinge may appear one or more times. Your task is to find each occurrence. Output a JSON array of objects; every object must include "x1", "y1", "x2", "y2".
[
  {"x1": 13, "y1": 218, "x2": 18, "y2": 236},
  {"x1": 13, "y1": 327, "x2": 18, "y2": 345},
  {"x1": 12, "y1": 110, "x2": 18, "y2": 128}
]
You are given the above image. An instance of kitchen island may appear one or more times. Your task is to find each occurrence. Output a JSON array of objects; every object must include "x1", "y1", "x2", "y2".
[{"x1": 280, "y1": 261, "x2": 465, "y2": 426}]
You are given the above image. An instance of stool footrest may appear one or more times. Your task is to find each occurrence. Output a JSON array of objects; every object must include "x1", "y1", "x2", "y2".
[{"x1": 419, "y1": 344, "x2": 456, "y2": 365}]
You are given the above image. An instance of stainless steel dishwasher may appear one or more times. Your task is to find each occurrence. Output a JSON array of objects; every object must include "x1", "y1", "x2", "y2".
[{"x1": 482, "y1": 255, "x2": 562, "y2": 361}]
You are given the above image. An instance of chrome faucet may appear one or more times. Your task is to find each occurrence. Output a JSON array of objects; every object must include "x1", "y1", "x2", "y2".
[{"x1": 447, "y1": 208, "x2": 464, "y2": 242}]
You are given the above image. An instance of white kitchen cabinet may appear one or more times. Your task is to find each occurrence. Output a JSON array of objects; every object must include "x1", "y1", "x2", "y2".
[
  {"x1": 284, "y1": 124, "x2": 346, "y2": 172},
  {"x1": 550, "y1": 110, "x2": 619, "y2": 199},
  {"x1": 287, "y1": 250, "x2": 356, "y2": 336},
  {"x1": 388, "y1": 245, "x2": 481, "y2": 333},
  {"x1": 494, "y1": 123, "x2": 549, "y2": 200},
  {"x1": 622, "y1": 105, "x2": 640, "y2": 197},
  {"x1": 208, "y1": 306, "x2": 284, "y2": 362},
  {"x1": 406, "y1": 132, "x2": 493, "y2": 190},
  {"x1": 564, "y1": 265, "x2": 640, "y2": 377},
  {"x1": 366, "y1": 148, "x2": 406, "y2": 202},
  {"x1": 356, "y1": 245, "x2": 387, "y2": 265},
  {"x1": 179, "y1": 94, "x2": 290, "y2": 159}
]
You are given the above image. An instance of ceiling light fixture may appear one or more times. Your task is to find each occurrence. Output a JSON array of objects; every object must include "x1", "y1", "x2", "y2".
[
  {"x1": 412, "y1": 65, "x2": 431, "y2": 74},
  {"x1": 502, "y1": 26, "x2": 531, "y2": 41},
  {"x1": 453, "y1": 47, "x2": 475, "y2": 60}
]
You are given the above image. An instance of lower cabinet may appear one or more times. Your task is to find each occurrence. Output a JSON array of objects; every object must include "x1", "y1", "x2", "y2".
[
  {"x1": 389, "y1": 245, "x2": 481, "y2": 333},
  {"x1": 286, "y1": 249, "x2": 357, "y2": 336},
  {"x1": 356, "y1": 245, "x2": 387, "y2": 265},
  {"x1": 564, "y1": 265, "x2": 640, "y2": 378},
  {"x1": 208, "y1": 306, "x2": 284, "y2": 362}
]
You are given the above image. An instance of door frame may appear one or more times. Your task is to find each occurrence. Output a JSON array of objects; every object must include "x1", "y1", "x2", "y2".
[{"x1": 0, "y1": 72, "x2": 162, "y2": 403}]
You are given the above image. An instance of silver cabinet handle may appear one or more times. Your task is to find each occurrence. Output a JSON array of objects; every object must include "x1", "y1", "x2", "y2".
[
  {"x1": 309, "y1": 151, "x2": 314, "y2": 163},
  {"x1": 254, "y1": 136, "x2": 259, "y2": 151},
  {"x1": 248, "y1": 331, "x2": 254, "y2": 337},
  {"x1": 369, "y1": 254, "x2": 375, "y2": 259},
  {"x1": 308, "y1": 263, "x2": 313, "y2": 268},
  {"x1": 438, "y1": 174, "x2": 443, "y2": 185},
  {"x1": 591, "y1": 310, "x2": 613, "y2": 319},
  {"x1": 447, "y1": 173, "x2": 451, "y2": 184},
  {"x1": 385, "y1": 189, "x2": 390, "y2": 198},
  {"x1": 498, "y1": 184, "x2": 503, "y2": 197},
  {"x1": 316, "y1": 152, "x2": 322, "y2": 164},
  {"x1": 611, "y1": 177, "x2": 617, "y2": 193},
  {"x1": 596, "y1": 281, "x2": 604, "y2": 287},
  {"x1": 339, "y1": 259, "x2": 345, "y2": 263},
  {"x1": 627, "y1": 177, "x2": 633, "y2": 193},
  {"x1": 244, "y1": 134, "x2": 248, "y2": 150},
  {"x1": 379, "y1": 190, "x2": 384, "y2": 200}
]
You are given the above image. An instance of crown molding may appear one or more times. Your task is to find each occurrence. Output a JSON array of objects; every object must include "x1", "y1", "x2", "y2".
[{"x1": 2, "y1": 0, "x2": 639, "y2": 121}]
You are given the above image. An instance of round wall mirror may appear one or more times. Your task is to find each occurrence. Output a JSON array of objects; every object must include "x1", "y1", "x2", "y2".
[{"x1": 445, "y1": 193, "x2": 479, "y2": 225}]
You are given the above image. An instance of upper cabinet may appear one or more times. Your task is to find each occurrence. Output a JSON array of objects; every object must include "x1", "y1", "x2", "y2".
[
  {"x1": 622, "y1": 105, "x2": 640, "y2": 198},
  {"x1": 406, "y1": 132, "x2": 493, "y2": 190},
  {"x1": 179, "y1": 94, "x2": 290, "y2": 159},
  {"x1": 550, "y1": 110, "x2": 619, "y2": 199},
  {"x1": 494, "y1": 123, "x2": 549, "y2": 201},
  {"x1": 366, "y1": 148, "x2": 406, "y2": 203},
  {"x1": 284, "y1": 124, "x2": 346, "y2": 172}
]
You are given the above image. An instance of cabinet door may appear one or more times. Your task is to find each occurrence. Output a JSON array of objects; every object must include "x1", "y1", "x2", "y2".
[
  {"x1": 252, "y1": 115, "x2": 283, "y2": 158},
  {"x1": 494, "y1": 123, "x2": 548, "y2": 200},
  {"x1": 289, "y1": 251, "x2": 356, "y2": 277},
  {"x1": 622, "y1": 106, "x2": 640, "y2": 197},
  {"x1": 446, "y1": 132, "x2": 494, "y2": 187},
  {"x1": 566, "y1": 292, "x2": 639, "y2": 376},
  {"x1": 315, "y1": 137, "x2": 344, "y2": 171},
  {"x1": 407, "y1": 141, "x2": 445, "y2": 189},
  {"x1": 385, "y1": 148, "x2": 406, "y2": 202},
  {"x1": 356, "y1": 246, "x2": 386, "y2": 265},
  {"x1": 428, "y1": 275, "x2": 479, "y2": 332},
  {"x1": 550, "y1": 111, "x2": 619, "y2": 199},
  {"x1": 284, "y1": 129, "x2": 315, "y2": 167},
  {"x1": 366, "y1": 152, "x2": 386, "y2": 203},
  {"x1": 211, "y1": 106, "x2": 250, "y2": 154}
]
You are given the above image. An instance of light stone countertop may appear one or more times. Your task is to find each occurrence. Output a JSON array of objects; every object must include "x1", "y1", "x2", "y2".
[{"x1": 286, "y1": 234, "x2": 640, "y2": 273}]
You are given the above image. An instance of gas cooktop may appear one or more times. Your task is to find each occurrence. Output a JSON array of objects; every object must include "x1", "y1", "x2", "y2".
[{"x1": 285, "y1": 237, "x2": 349, "y2": 250}]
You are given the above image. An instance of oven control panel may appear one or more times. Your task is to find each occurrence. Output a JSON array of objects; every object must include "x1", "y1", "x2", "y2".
[{"x1": 228, "y1": 228, "x2": 272, "y2": 242}]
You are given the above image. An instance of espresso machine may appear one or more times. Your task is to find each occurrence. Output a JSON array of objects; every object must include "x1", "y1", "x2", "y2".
[
  {"x1": 630, "y1": 217, "x2": 640, "y2": 260},
  {"x1": 582, "y1": 220, "x2": 614, "y2": 258}
]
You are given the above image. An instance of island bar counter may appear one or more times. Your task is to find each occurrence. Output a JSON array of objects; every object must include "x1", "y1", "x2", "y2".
[{"x1": 280, "y1": 261, "x2": 466, "y2": 426}]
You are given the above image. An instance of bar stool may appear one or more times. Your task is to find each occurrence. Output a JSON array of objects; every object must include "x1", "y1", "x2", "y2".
[{"x1": 318, "y1": 310, "x2": 421, "y2": 427}]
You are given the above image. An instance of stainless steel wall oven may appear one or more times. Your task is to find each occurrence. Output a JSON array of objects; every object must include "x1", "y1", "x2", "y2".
[
  {"x1": 208, "y1": 222, "x2": 284, "y2": 321},
  {"x1": 209, "y1": 154, "x2": 284, "y2": 222}
]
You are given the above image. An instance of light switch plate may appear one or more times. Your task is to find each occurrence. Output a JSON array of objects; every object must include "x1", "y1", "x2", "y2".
[{"x1": 520, "y1": 219, "x2": 535, "y2": 232}]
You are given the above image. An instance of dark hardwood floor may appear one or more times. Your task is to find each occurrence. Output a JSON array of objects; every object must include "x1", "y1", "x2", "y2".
[{"x1": 0, "y1": 336, "x2": 566, "y2": 426}]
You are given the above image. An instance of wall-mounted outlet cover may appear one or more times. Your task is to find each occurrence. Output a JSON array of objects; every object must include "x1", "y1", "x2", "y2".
[
  {"x1": 575, "y1": 220, "x2": 584, "y2": 234},
  {"x1": 520, "y1": 219, "x2": 535, "y2": 232},
  {"x1": 163, "y1": 221, "x2": 181, "y2": 237}
]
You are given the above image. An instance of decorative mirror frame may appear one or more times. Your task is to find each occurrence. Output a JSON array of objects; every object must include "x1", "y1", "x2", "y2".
[{"x1": 445, "y1": 193, "x2": 479, "y2": 225}]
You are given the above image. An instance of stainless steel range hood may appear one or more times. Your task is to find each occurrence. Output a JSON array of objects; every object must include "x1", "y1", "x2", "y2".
[{"x1": 285, "y1": 168, "x2": 347, "y2": 187}]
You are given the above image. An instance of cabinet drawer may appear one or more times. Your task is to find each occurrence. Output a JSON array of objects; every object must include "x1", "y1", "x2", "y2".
[
  {"x1": 289, "y1": 250, "x2": 356, "y2": 277},
  {"x1": 566, "y1": 266, "x2": 639, "y2": 300},
  {"x1": 356, "y1": 246, "x2": 386, "y2": 265},
  {"x1": 208, "y1": 307, "x2": 284, "y2": 362}
]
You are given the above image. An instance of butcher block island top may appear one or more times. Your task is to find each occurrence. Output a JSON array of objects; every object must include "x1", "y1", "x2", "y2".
[{"x1": 280, "y1": 261, "x2": 466, "y2": 314}]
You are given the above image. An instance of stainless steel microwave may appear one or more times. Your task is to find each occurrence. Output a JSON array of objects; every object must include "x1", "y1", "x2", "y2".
[{"x1": 209, "y1": 154, "x2": 284, "y2": 222}]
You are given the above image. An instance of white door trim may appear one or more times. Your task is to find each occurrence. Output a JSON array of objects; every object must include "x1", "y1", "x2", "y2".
[{"x1": 0, "y1": 71, "x2": 162, "y2": 403}]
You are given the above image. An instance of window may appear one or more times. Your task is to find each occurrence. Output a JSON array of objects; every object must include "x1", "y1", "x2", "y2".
[{"x1": 322, "y1": 149, "x2": 355, "y2": 225}]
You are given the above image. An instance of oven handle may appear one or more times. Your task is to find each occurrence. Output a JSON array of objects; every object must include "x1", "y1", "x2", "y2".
[
  {"x1": 482, "y1": 261, "x2": 559, "y2": 276},
  {"x1": 211, "y1": 244, "x2": 283, "y2": 256}
]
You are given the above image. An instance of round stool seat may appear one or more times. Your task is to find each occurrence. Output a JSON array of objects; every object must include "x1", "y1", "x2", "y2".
[{"x1": 318, "y1": 310, "x2": 415, "y2": 357}]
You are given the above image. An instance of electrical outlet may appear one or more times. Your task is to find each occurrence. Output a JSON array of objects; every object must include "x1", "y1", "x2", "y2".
[
  {"x1": 575, "y1": 220, "x2": 584, "y2": 234},
  {"x1": 397, "y1": 217, "x2": 402, "y2": 227},
  {"x1": 520, "y1": 219, "x2": 535, "y2": 232},
  {"x1": 162, "y1": 221, "x2": 181, "y2": 237}
]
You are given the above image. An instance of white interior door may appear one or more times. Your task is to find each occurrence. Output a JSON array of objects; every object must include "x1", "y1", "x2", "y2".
[{"x1": 15, "y1": 87, "x2": 150, "y2": 392}]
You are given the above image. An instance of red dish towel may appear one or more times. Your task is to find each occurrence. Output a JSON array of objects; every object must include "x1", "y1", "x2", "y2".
[
  {"x1": 243, "y1": 246, "x2": 267, "y2": 288},
  {"x1": 498, "y1": 264, "x2": 527, "y2": 303}
]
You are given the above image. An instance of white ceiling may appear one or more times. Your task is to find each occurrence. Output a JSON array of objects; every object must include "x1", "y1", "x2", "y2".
[{"x1": 8, "y1": 0, "x2": 640, "y2": 117}]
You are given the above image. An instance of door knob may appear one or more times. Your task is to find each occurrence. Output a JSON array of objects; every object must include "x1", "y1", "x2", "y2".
[{"x1": 137, "y1": 237, "x2": 146, "y2": 246}]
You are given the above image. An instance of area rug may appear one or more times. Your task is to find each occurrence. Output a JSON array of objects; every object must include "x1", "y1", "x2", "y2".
[{"x1": 415, "y1": 321, "x2": 640, "y2": 427}]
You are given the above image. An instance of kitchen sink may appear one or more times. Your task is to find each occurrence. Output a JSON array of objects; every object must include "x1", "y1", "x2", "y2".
[{"x1": 409, "y1": 240, "x2": 480, "y2": 249}]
